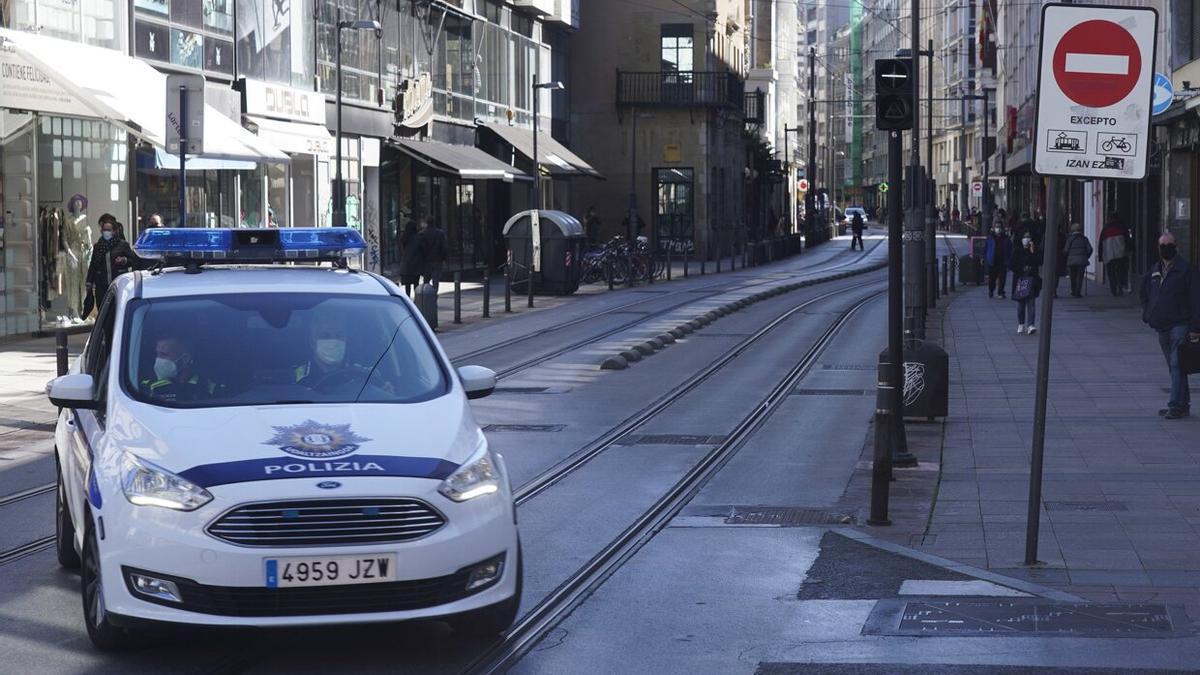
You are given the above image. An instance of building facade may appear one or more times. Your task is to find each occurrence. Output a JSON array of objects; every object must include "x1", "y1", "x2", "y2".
[{"x1": 567, "y1": 0, "x2": 750, "y2": 258}]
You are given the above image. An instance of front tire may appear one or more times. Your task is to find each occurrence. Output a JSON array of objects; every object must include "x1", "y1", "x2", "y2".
[
  {"x1": 81, "y1": 516, "x2": 142, "y2": 651},
  {"x1": 55, "y1": 458, "x2": 80, "y2": 570}
]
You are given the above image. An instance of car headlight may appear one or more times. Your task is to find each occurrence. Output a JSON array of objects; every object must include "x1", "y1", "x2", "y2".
[
  {"x1": 438, "y1": 444, "x2": 501, "y2": 502},
  {"x1": 120, "y1": 452, "x2": 213, "y2": 511}
]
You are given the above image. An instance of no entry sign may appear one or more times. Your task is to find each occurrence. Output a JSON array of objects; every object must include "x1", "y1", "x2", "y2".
[{"x1": 1034, "y1": 4, "x2": 1157, "y2": 180}]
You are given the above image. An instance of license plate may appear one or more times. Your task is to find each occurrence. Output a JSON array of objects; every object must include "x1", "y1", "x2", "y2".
[{"x1": 265, "y1": 553, "x2": 397, "y2": 588}]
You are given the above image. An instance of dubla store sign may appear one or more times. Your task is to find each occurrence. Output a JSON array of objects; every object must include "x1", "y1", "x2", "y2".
[
  {"x1": 244, "y1": 79, "x2": 327, "y2": 126},
  {"x1": 1033, "y1": 3, "x2": 1156, "y2": 180}
]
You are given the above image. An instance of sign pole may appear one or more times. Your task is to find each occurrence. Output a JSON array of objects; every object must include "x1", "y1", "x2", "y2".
[
  {"x1": 1025, "y1": 177, "x2": 1059, "y2": 565},
  {"x1": 179, "y1": 85, "x2": 187, "y2": 228}
]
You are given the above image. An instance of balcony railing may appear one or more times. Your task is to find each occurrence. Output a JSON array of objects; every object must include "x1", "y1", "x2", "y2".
[{"x1": 616, "y1": 70, "x2": 745, "y2": 111}]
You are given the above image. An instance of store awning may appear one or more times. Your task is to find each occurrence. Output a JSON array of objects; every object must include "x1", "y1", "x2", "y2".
[
  {"x1": 389, "y1": 138, "x2": 529, "y2": 182},
  {"x1": 246, "y1": 115, "x2": 335, "y2": 156},
  {"x1": 141, "y1": 148, "x2": 256, "y2": 172},
  {"x1": 0, "y1": 28, "x2": 286, "y2": 163},
  {"x1": 481, "y1": 122, "x2": 603, "y2": 178}
]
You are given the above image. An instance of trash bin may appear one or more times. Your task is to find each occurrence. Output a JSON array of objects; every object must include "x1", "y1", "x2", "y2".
[
  {"x1": 502, "y1": 210, "x2": 587, "y2": 295},
  {"x1": 901, "y1": 339, "x2": 948, "y2": 420},
  {"x1": 959, "y1": 236, "x2": 986, "y2": 285}
]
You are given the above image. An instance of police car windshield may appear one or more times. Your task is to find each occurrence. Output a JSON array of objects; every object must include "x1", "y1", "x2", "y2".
[{"x1": 122, "y1": 293, "x2": 447, "y2": 408}]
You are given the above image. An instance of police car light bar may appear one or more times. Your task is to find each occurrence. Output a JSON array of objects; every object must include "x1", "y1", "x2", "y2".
[{"x1": 135, "y1": 228, "x2": 367, "y2": 262}]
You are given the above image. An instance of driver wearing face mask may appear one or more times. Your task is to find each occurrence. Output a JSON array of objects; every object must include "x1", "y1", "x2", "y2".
[
  {"x1": 141, "y1": 336, "x2": 219, "y2": 403},
  {"x1": 295, "y1": 315, "x2": 360, "y2": 386}
]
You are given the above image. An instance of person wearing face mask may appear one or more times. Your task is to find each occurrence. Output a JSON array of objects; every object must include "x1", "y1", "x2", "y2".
[
  {"x1": 984, "y1": 223, "x2": 1012, "y2": 298},
  {"x1": 83, "y1": 214, "x2": 138, "y2": 318},
  {"x1": 295, "y1": 315, "x2": 364, "y2": 389},
  {"x1": 1009, "y1": 232, "x2": 1042, "y2": 335},
  {"x1": 140, "y1": 336, "x2": 218, "y2": 403},
  {"x1": 1140, "y1": 233, "x2": 1200, "y2": 419}
]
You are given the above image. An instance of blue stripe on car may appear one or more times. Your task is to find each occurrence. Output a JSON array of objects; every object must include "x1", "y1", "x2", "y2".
[{"x1": 178, "y1": 454, "x2": 460, "y2": 488}]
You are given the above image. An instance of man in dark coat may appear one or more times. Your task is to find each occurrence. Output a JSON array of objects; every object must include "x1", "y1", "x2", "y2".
[
  {"x1": 985, "y1": 222, "x2": 1013, "y2": 298},
  {"x1": 418, "y1": 217, "x2": 449, "y2": 293},
  {"x1": 1140, "y1": 232, "x2": 1200, "y2": 419},
  {"x1": 850, "y1": 212, "x2": 865, "y2": 251}
]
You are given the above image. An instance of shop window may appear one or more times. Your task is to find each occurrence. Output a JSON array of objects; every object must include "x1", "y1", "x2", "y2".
[{"x1": 654, "y1": 168, "x2": 695, "y2": 254}]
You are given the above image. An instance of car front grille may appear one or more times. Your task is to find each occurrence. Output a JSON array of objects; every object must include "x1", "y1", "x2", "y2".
[
  {"x1": 206, "y1": 498, "x2": 446, "y2": 547},
  {"x1": 121, "y1": 555, "x2": 504, "y2": 617}
]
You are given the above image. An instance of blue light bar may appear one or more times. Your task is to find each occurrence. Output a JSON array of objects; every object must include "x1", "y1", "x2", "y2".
[{"x1": 135, "y1": 227, "x2": 366, "y2": 262}]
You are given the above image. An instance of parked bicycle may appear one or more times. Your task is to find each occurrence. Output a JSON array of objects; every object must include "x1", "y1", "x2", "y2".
[{"x1": 579, "y1": 235, "x2": 664, "y2": 285}]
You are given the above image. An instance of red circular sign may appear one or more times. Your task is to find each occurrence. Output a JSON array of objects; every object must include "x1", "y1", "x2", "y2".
[
  {"x1": 1052, "y1": 20, "x2": 1141, "y2": 108},
  {"x1": 798, "y1": 179, "x2": 809, "y2": 192}
]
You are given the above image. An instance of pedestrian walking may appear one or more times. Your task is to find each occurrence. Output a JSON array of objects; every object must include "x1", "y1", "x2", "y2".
[
  {"x1": 83, "y1": 214, "x2": 137, "y2": 318},
  {"x1": 1063, "y1": 222, "x2": 1093, "y2": 298},
  {"x1": 397, "y1": 217, "x2": 422, "y2": 297},
  {"x1": 985, "y1": 222, "x2": 1012, "y2": 298},
  {"x1": 1099, "y1": 216, "x2": 1131, "y2": 296},
  {"x1": 584, "y1": 206, "x2": 601, "y2": 246},
  {"x1": 1140, "y1": 232, "x2": 1200, "y2": 419},
  {"x1": 419, "y1": 216, "x2": 449, "y2": 293},
  {"x1": 1010, "y1": 231, "x2": 1042, "y2": 334},
  {"x1": 850, "y1": 212, "x2": 865, "y2": 251}
]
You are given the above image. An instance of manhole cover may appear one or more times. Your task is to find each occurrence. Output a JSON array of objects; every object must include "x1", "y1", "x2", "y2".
[
  {"x1": 482, "y1": 424, "x2": 565, "y2": 432},
  {"x1": 619, "y1": 434, "x2": 726, "y2": 446},
  {"x1": 822, "y1": 364, "x2": 876, "y2": 371},
  {"x1": 1045, "y1": 501, "x2": 1128, "y2": 512},
  {"x1": 492, "y1": 387, "x2": 550, "y2": 394},
  {"x1": 792, "y1": 388, "x2": 866, "y2": 396},
  {"x1": 865, "y1": 599, "x2": 1190, "y2": 637},
  {"x1": 727, "y1": 506, "x2": 854, "y2": 526}
]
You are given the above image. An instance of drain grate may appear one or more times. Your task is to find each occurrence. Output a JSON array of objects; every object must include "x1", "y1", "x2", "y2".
[
  {"x1": 492, "y1": 386, "x2": 551, "y2": 394},
  {"x1": 482, "y1": 424, "x2": 565, "y2": 432},
  {"x1": 792, "y1": 388, "x2": 867, "y2": 396},
  {"x1": 822, "y1": 364, "x2": 876, "y2": 371},
  {"x1": 1045, "y1": 500, "x2": 1128, "y2": 512},
  {"x1": 619, "y1": 434, "x2": 726, "y2": 446},
  {"x1": 726, "y1": 506, "x2": 854, "y2": 526},
  {"x1": 865, "y1": 598, "x2": 1188, "y2": 637}
]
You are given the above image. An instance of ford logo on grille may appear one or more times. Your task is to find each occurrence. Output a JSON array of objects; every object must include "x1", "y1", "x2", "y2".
[{"x1": 316, "y1": 481, "x2": 342, "y2": 490}]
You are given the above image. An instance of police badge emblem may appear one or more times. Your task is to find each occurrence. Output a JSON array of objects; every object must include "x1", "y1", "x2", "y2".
[{"x1": 265, "y1": 420, "x2": 371, "y2": 459}]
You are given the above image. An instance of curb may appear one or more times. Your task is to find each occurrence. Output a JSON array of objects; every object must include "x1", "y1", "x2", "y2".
[{"x1": 596, "y1": 259, "x2": 889, "y2": 370}]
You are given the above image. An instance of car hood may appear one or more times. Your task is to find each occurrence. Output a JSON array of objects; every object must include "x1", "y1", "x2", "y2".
[{"x1": 105, "y1": 396, "x2": 481, "y2": 488}]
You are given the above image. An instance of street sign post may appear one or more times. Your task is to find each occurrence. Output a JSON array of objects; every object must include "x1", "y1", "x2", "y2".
[
  {"x1": 166, "y1": 73, "x2": 204, "y2": 228},
  {"x1": 798, "y1": 178, "x2": 810, "y2": 193},
  {"x1": 1033, "y1": 4, "x2": 1157, "y2": 180},
  {"x1": 970, "y1": 180, "x2": 983, "y2": 198}
]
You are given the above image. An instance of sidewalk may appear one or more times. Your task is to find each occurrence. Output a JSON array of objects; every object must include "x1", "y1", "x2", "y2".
[{"x1": 858, "y1": 268, "x2": 1200, "y2": 620}]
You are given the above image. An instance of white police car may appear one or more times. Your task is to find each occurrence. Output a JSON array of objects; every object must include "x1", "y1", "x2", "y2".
[{"x1": 46, "y1": 228, "x2": 520, "y2": 650}]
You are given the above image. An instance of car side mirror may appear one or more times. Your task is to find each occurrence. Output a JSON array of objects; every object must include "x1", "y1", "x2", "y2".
[
  {"x1": 457, "y1": 366, "x2": 496, "y2": 400},
  {"x1": 47, "y1": 374, "x2": 100, "y2": 410}
]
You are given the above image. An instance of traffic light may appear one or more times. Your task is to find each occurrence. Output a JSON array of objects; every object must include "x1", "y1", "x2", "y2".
[{"x1": 874, "y1": 58, "x2": 913, "y2": 131}]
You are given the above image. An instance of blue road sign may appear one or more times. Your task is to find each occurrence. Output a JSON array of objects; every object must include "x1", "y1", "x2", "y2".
[{"x1": 1152, "y1": 73, "x2": 1174, "y2": 116}]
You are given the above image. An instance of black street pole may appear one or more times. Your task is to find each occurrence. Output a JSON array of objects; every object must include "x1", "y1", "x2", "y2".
[
  {"x1": 530, "y1": 76, "x2": 538, "y2": 309},
  {"x1": 959, "y1": 94, "x2": 968, "y2": 230},
  {"x1": 905, "y1": 0, "x2": 926, "y2": 339},
  {"x1": 925, "y1": 41, "x2": 937, "y2": 309},
  {"x1": 628, "y1": 108, "x2": 638, "y2": 244},
  {"x1": 982, "y1": 88, "x2": 992, "y2": 233},
  {"x1": 178, "y1": 85, "x2": 187, "y2": 227},
  {"x1": 808, "y1": 47, "x2": 817, "y2": 242},
  {"x1": 1025, "y1": 177, "x2": 1059, "y2": 565},
  {"x1": 334, "y1": 6, "x2": 345, "y2": 228}
]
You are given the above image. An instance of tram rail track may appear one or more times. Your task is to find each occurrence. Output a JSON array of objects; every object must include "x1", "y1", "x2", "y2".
[{"x1": 467, "y1": 283, "x2": 885, "y2": 674}]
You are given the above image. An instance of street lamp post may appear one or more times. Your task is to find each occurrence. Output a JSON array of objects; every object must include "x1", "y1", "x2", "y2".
[
  {"x1": 333, "y1": 9, "x2": 381, "y2": 228},
  {"x1": 530, "y1": 79, "x2": 564, "y2": 307}
]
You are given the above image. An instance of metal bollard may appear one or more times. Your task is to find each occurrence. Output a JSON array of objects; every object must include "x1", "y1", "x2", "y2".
[
  {"x1": 648, "y1": 253, "x2": 655, "y2": 284},
  {"x1": 666, "y1": 247, "x2": 672, "y2": 281},
  {"x1": 453, "y1": 271, "x2": 462, "y2": 324},
  {"x1": 505, "y1": 266, "x2": 513, "y2": 313},
  {"x1": 482, "y1": 271, "x2": 491, "y2": 318},
  {"x1": 949, "y1": 256, "x2": 957, "y2": 292},
  {"x1": 683, "y1": 248, "x2": 689, "y2": 278},
  {"x1": 716, "y1": 248, "x2": 722, "y2": 273},
  {"x1": 56, "y1": 330, "x2": 69, "y2": 377},
  {"x1": 607, "y1": 259, "x2": 614, "y2": 291},
  {"x1": 941, "y1": 255, "x2": 948, "y2": 296},
  {"x1": 701, "y1": 255, "x2": 706, "y2": 275}
]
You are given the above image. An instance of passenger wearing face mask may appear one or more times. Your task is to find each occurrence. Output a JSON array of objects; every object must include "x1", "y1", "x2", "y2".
[
  {"x1": 1009, "y1": 233, "x2": 1042, "y2": 335},
  {"x1": 140, "y1": 336, "x2": 218, "y2": 403},
  {"x1": 1140, "y1": 232, "x2": 1200, "y2": 419},
  {"x1": 984, "y1": 224, "x2": 1012, "y2": 298}
]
